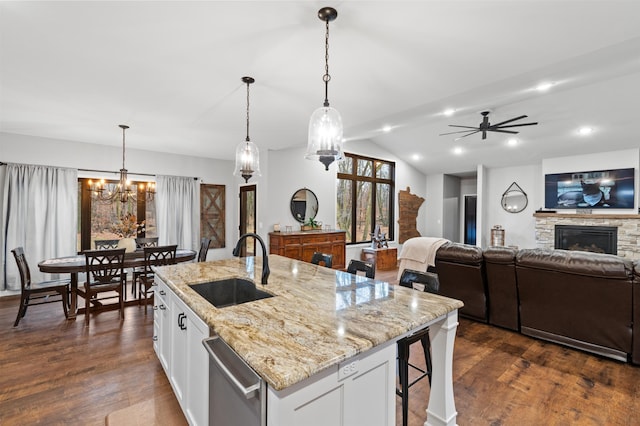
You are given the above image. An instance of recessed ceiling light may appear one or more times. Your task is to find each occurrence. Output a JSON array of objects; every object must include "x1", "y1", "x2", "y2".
[
  {"x1": 443, "y1": 108, "x2": 455, "y2": 116},
  {"x1": 411, "y1": 154, "x2": 420, "y2": 161},
  {"x1": 578, "y1": 127, "x2": 593, "y2": 135},
  {"x1": 453, "y1": 147, "x2": 463, "y2": 155},
  {"x1": 382, "y1": 125, "x2": 392, "y2": 133},
  {"x1": 507, "y1": 138, "x2": 518, "y2": 146},
  {"x1": 536, "y1": 82, "x2": 554, "y2": 92}
]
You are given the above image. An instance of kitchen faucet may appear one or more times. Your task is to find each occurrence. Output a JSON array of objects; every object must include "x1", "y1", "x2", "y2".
[{"x1": 232, "y1": 233, "x2": 270, "y2": 285}]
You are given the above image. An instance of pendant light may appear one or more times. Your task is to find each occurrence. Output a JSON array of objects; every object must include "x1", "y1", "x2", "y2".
[
  {"x1": 234, "y1": 76, "x2": 261, "y2": 183},
  {"x1": 87, "y1": 124, "x2": 137, "y2": 203},
  {"x1": 116, "y1": 124, "x2": 135, "y2": 203},
  {"x1": 305, "y1": 6, "x2": 344, "y2": 171}
]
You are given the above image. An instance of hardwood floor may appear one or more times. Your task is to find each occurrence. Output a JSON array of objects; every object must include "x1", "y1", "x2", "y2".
[{"x1": 2, "y1": 268, "x2": 640, "y2": 425}]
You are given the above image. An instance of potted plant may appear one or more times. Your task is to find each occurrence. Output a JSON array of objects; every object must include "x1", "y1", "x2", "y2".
[
  {"x1": 301, "y1": 217, "x2": 321, "y2": 231},
  {"x1": 111, "y1": 214, "x2": 143, "y2": 252}
]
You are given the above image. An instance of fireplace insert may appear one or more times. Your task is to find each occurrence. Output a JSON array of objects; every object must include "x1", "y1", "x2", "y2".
[{"x1": 554, "y1": 225, "x2": 617, "y2": 255}]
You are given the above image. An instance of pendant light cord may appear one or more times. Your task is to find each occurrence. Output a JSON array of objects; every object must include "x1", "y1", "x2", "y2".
[
  {"x1": 246, "y1": 80, "x2": 251, "y2": 142},
  {"x1": 323, "y1": 18, "x2": 331, "y2": 107},
  {"x1": 121, "y1": 126, "x2": 126, "y2": 170}
]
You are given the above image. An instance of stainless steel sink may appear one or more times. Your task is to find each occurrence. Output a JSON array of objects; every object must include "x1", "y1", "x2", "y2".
[{"x1": 190, "y1": 278, "x2": 273, "y2": 308}]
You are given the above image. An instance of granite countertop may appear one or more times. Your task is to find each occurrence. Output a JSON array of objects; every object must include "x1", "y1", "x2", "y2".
[{"x1": 153, "y1": 254, "x2": 463, "y2": 391}]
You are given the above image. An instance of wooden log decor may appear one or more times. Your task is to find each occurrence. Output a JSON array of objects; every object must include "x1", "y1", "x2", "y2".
[{"x1": 397, "y1": 186, "x2": 424, "y2": 243}]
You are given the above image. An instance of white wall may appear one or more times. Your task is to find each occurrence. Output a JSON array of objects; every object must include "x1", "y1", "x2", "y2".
[
  {"x1": 0, "y1": 132, "x2": 238, "y2": 260},
  {"x1": 483, "y1": 163, "x2": 541, "y2": 249},
  {"x1": 541, "y1": 148, "x2": 639, "y2": 213},
  {"x1": 478, "y1": 148, "x2": 639, "y2": 250},
  {"x1": 425, "y1": 173, "x2": 444, "y2": 237},
  {"x1": 266, "y1": 139, "x2": 427, "y2": 263}
]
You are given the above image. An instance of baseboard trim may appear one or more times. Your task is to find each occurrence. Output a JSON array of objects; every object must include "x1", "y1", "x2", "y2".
[{"x1": 521, "y1": 326, "x2": 628, "y2": 362}]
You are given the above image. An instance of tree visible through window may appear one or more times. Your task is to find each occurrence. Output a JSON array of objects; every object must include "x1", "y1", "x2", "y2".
[
  {"x1": 78, "y1": 178, "x2": 156, "y2": 251},
  {"x1": 337, "y1": 153, "x2": 395, "y2": 244}
]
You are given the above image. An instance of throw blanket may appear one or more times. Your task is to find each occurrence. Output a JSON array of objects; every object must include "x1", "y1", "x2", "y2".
[{"x1": 397, "y1": 237, "x2": 449, "y2": 280}]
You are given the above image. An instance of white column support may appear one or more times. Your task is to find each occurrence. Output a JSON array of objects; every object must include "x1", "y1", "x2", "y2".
[{"x1": 425, "y1": 310, "x2": 459, "y2": 426}]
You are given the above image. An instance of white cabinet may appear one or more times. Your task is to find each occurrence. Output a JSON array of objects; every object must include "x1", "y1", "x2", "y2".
[
  {"x1": 154, "y1": 276, "x2": 210, "y2": 426},
  {"x1": 267, "y1": 342, "x2": 396, "y2": 426},
  {"x1": 154, "y1": 280, "x2": 171, "y2": 372}
]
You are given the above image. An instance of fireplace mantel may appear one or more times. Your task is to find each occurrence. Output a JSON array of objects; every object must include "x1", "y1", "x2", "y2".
[
  {"x1": 534, "y1": 212, "x2": 640, "y2": 260},
  {"x1": 534, "y1": 213, "x2": 640, "y2": 219}
]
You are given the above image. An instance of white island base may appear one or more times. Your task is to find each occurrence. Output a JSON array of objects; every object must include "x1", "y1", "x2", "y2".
[{"x1": 267, "y1": 311, "x2": 459, "y2": 426}]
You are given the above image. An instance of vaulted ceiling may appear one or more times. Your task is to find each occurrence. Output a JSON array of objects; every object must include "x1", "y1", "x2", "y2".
[{"x1": 2, "y1": 1, "x2": 640, "y2": 175}]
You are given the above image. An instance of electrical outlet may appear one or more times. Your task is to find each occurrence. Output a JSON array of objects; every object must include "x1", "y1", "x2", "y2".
[{"x1": 338, "y1": 359, "x2": 359, "y2": 380}]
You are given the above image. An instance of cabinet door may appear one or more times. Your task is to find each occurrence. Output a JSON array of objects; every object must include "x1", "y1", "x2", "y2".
[
  {"x1": 184, "y1": 311, "x2": 210, "y2": 426},
  {"x1": 154, "y1": 278, "x2": 172, "y2": 374},
  {"x1": 170, "y1": 298, "x2": 188, "y2": 406},
  {"x1": 267, "y1": 343, "x2": 395, "y2": 426}
]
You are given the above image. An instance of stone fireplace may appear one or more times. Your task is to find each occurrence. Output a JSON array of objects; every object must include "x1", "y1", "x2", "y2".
[
  {"x1": 554, "y1": 225, "x2": 617, "y2": 255},
  {"x1": 534, "y1": 213, "x2": 640, "y2": 260}
]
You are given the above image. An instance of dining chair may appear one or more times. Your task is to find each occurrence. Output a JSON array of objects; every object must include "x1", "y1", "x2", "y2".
[
  {"x1": 346, "y1": 259, "x2": 376, "y2": 279},
  {"x1": 139, "y1": 245, "x2": 178, "y2": 313},
  {"x1": 11, "y1": 247, "x2": 70, "y2": 327},
  {"x1": 396, "y1": 268, "x2": 440, "y2": 426},
  {"x1": 310, "y1": 252, "x2": 333, "y2": 268},
  {"x1": 131, "y1": 237, "x2": 159, "y2": 297},
  {"x1": 135, "y1": 237, "x2": 159, "y2": 249},
  {"x1": 77, "y1": 248, "x2": 126, "y2": 326},
  {"x1": 198, "y1": 237, "x2": 211, "y2": 262},
  {"x1": 95, "y1": 239, "x2": 120, "y2": 250}
]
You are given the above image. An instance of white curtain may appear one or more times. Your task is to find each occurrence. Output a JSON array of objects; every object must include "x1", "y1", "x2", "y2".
[
  {"x1": 156, "y1": 175, "x2": 199, "y2": 251},
  {"x1": 1, "y1": 163, "x2": 78, "y2": 291}
]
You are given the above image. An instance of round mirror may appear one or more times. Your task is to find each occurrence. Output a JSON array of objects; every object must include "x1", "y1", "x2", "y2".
[
  {"x1": 290, "y1": 189, "x2": 318, "y2": 223},
  {"x1": 501, "y1": 182, "x2": 528, "y2": 213}
]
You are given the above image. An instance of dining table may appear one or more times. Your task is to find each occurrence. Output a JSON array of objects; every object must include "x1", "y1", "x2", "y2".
[{"x1": 38, "y1": 249, "x2": 197, "y2": 319}]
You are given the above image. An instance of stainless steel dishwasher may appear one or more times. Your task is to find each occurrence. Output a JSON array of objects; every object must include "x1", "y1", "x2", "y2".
[{"x1": 203, "y1": 335, "x2": 266, "y2": 426}]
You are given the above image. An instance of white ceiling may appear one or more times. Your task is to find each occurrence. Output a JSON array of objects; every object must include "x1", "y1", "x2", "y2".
[{"x1": 2, "y1": 1, "x2": 640, "y2": 176}]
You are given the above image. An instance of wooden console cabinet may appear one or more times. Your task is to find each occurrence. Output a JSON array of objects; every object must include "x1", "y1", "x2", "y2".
[{"x1": 269, "y1": 230, "x2": 346, "y2": 270}]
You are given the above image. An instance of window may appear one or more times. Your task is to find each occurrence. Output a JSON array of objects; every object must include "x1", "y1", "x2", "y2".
[
  {"x1": 337, "y1": 153, "x2": 395, "y2": 244},
  {"x1": 78, "y1": 178, "x2": 156, "y2": 251}
]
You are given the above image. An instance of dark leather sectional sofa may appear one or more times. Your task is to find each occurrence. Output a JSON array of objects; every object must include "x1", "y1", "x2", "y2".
[{"x1": 432, "y1": 242, "x2": 640, "y2": 364}]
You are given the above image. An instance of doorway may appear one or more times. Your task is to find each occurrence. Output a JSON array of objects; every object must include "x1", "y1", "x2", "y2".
[
  {"x1": 464, "y1": 195, "x2": 477, "y2": 245},
  {"x1": 239, "y1": 185, "x2": 256, "y2": 256}
]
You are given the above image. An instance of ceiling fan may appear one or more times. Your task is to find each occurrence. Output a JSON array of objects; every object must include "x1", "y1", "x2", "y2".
[{"x1": 440, "y1": 111, "x2": 538, "y2": 140}]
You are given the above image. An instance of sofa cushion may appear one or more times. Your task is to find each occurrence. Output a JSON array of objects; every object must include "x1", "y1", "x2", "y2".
[
  {"x1": 516, "y1": 248, "x2": 633, "y2": 360},
  {"x1": 484, "y1": 246, "x2": 519, "y2": 331},
  {"x1": 435, "y1": 242, "x2": 483, "y2": 264},
  {"x1": 516, "y1": 248, "x2": 633, "y2": 279}
]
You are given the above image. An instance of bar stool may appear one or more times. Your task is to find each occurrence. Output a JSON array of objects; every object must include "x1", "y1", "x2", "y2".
[
  {"x1": 310, "y1": 252, "x2": 333, "y2": 268},
  {"x1": 396, "y1": 268, "x2": 440, "y2": 426}
]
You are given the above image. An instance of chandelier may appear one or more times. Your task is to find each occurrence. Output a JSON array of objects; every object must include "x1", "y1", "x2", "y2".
[
  {"x1": 87, "y1": 125, "x2": 155, "y2": 203},
  {"x1": 233, "y1": 76, "x2": 261, "y2": 183},
  {"x1": 305, "y1": 7, "x2": 344, "y2": 171}
]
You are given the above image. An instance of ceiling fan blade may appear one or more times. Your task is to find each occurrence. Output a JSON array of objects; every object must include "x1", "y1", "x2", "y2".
[
  {"x1": 490, "y1": 129, "x2": 519, "y2": 134},
  {"x1": 447, "y1": 125, "x2": 480, "y2": 129},
  {"x1": 454, "y1": 130, "x2": 481, "y2": 139},
  {"x1": 439, "y1": 129, "x2": 479, "y2": 136},
  {"x1": 490, "y1": 115, "x2": 528, "y2": 127},
  {"x1": 493, "y1": 122, "x2": 538, "y2": 129}
]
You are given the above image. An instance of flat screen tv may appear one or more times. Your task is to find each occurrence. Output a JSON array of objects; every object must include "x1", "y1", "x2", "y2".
[{"x1": 544, "y1": 167, "x2": 635, "y2": 209}]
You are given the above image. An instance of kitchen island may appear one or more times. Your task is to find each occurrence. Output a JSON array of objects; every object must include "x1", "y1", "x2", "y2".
[{"x1": 153, "y1": 254, "x2": 463, "y2": 426}]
